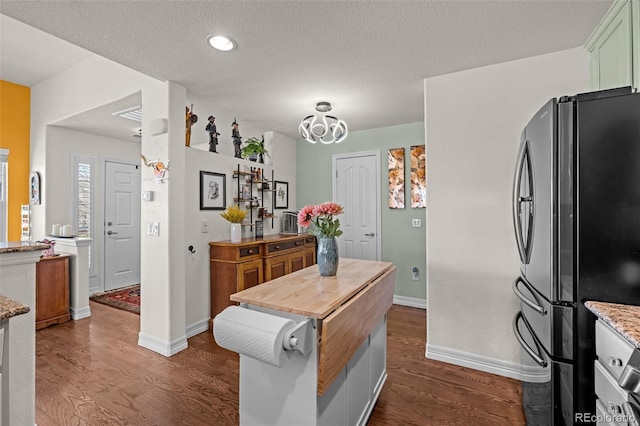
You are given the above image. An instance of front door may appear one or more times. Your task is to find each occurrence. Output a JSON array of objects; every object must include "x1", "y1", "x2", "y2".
[
  {"x1": 333, "y1": 151, "x2": 380, "y2": 260},
  {"x1": 104, "y1": 161, "x2": 141, "y2": 291}
]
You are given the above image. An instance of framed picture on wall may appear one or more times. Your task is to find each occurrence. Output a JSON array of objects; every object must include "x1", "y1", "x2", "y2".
[
  {"x1": 30, "y1": 172, "x2": 41, "y2": 205},
  {"x1": 200, "y1": 171, "x2": 226, "y2": 210},
  {"x1": 274, "y1": 181, "x2": 289, "y2": 209}
]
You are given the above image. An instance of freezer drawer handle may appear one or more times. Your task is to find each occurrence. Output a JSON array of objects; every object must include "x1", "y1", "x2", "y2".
[
  {"x1": 513, "y1": 311, "x2": 548, "y2": 368},
  {"x1": 512, "y1": 277, "x2": 547, "y2": 316}
]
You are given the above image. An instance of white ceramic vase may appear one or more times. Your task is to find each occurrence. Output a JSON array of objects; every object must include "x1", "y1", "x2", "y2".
[{"x1": 230, "y1": 223, "x2": 242, "y2": 243}]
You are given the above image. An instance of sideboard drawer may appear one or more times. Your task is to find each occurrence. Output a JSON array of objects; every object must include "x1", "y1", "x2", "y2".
[
  {"x1": 304, "y1": 236, "x2": 316, "y2": 245},
  {"x1": 240, "y1": 245, "x2": 261, "y2": 258},
  {"x1": 267, "y1": 239, "x2": 302, "y2": 254}
]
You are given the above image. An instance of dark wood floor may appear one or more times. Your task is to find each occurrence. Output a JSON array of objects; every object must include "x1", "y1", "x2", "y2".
[{"x1": 35, "y1": 302, "x2": 525, "y2": 425}]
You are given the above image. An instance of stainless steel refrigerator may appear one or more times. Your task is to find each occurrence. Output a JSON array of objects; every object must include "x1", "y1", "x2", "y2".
[{"x1": 512, "y1": 87, "x2": 640, "y2": 425}]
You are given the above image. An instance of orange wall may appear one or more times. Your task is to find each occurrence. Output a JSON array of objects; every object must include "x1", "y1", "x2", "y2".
[{"x1": 0, "y1": 80, "x2": 30, "y2": 241}]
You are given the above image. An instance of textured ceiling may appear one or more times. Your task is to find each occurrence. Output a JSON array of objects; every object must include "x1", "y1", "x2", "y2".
[{"x1": 0, "y1": 1, "x2": 612, "y2": 140}]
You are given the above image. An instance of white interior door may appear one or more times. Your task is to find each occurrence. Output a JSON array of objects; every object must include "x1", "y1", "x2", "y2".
[
  {"x1": 333, "y1": 151, "x2": 380, "y2": 260},
  {"x1": 104, "y1": 161, "x2": 141, "y2": 291}
]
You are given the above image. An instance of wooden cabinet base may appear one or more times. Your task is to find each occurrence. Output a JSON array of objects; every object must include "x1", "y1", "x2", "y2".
[
  {"x1": 209, "y1": 234, "x2": 316, "y2": 322},
  {"x1": 36, "y1": 255, "x2": 70, "y2": 330}
]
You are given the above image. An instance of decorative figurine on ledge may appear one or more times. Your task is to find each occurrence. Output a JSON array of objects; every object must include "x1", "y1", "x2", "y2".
[
  {"x1": 232, "y1": 118, "x2": 242, "y2": 158},
  {"x1": 206, "y1": 116, "x2": 220, "y2": 153},
  {"x1": 185, "y1": 104, "x2": 198, "y2": 147}
]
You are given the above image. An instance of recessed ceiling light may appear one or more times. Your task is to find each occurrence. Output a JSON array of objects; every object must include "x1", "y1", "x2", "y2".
[{"x1": 207, "y1": 35, "x2": 236, "y2": 51}]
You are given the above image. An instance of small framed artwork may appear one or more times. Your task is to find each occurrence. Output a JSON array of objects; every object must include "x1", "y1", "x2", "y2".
[
  {"x1": 30, "y1": 172, "x2": 41, "y2": 205},
  {"x1": 388, "y1": 148, "x2": 405, "y2": 209},
  {"x1": 274, "y1": 181, "x2": 289, "y2": 209},
  {"x1": 410, "y1": 145, "x2": 426, "y2": 208},
  {"x1": 200, "y1": 171, "x2": 226, "y2": 210},
  {"x1": 241, "y1": 184, "x2": 251, "y2": 200}
]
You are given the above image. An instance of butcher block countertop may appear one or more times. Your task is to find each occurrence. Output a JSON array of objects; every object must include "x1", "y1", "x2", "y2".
[
  {"x1": 585, "y1": 301, "x2": 640, "y2": 349},
  {"x1": 231, "y1": 258, "x2": 395, "y2": 319}
]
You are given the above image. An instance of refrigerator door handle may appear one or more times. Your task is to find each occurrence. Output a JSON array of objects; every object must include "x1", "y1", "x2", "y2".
[
  {"x1": 513, "y1": 311, "x2": 548, "y2": 368},
  {"x1": 513, "y1": 276, "x2": 547, "y2": 316},
  {"x1": 512, "y1": 140, "x2": 534, "y2": 264}
]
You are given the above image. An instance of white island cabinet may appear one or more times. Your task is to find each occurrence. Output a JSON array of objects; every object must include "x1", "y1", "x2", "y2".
[{"x1": 218, "y1": 258, "x2": 396, "y2": 426}]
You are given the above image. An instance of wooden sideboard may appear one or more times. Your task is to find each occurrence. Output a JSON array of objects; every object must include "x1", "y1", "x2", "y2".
[
  {"x1": 36, "y1": 254, "x2": 70, "y2": 330},
  {"x1": 209, "y1": 234, "x2": 316, "y2": 321}
]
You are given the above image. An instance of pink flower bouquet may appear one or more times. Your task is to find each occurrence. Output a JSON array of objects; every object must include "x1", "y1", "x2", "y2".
[{"x1": 297, "y1": 201, "x2": 344, "y2": 238}]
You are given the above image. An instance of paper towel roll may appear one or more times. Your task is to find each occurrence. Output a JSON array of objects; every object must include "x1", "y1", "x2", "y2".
[{"x1": 213, "y1": 306, "x2": 295, "y2": 367}]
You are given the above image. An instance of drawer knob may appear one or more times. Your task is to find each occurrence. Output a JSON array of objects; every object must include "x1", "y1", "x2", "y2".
[
  {"x1": 295, "y1": 242, "x2": 301, "y2": 245},
  {"x1": 275, "y1": 245, "x2": 280, "y2": 249},
  {"x1": 248, "y1": 249, "x2": 254, "y2": 254},
  {"x1": 609, "y1": 356, "x2": 623, "y2": 367},
  {"x1": 608, "y1": 402, "x2": 622, "y2": 414}
]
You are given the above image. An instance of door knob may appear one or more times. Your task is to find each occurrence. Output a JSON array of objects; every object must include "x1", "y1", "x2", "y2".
[
  {"x1": 107, "y1": 230, "x2": 118, "y2": 235},
  {"x1": 365, "y1": 233, "x2": 375, "y2": 237}
]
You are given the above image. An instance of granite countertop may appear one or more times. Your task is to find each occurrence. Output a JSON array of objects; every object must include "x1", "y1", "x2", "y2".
[
  {"x1": 0, "y1": 241, "x2": 50, "y2": 254},
  {"x1": 0, "y1": 295, "x2": 30, "y2": 320},
  {"x1": 585, "y1": 301, "x2": 640, "y2": 349}
]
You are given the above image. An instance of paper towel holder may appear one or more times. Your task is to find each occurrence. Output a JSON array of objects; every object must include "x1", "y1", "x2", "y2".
[{"x1": 283, "y1": 319, "x2": 313, "y2": 356}]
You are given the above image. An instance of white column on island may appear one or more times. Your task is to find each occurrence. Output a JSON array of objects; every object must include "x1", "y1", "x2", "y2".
[
  {"x1": 0, "y1": 250, "x2": 41, "y2": 426},
  {"x1": 51, "y1": 237, "x2": 92, "y2": 320}
]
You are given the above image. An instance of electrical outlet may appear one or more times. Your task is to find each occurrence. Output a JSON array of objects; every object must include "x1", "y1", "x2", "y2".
[
  {"x1": 412, "y1": 219, "x2": 422, "y2": 228},
  {"x1": 201, "y1": 221, "x2": 209, "y2": 233},
  {"x1": 147, "y1": 222, "x2": 160, "y2": 236},
  {"x1": 412, "y1": 267, "x2": 419, "y2": 281}
]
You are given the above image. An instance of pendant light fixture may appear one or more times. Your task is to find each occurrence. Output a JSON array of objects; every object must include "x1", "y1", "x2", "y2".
[{"x1": 298, "y1": 102, "x2": 348, "y2": 144}]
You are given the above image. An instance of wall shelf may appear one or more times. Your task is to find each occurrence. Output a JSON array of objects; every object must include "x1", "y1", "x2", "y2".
[{"x1": 233, "y1": 164, "x2": 275, "y2": 232}]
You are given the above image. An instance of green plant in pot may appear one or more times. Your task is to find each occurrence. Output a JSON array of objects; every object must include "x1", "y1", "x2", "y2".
[{"x1": 241, "y1": 136, "x2": 270, "y2": 163}]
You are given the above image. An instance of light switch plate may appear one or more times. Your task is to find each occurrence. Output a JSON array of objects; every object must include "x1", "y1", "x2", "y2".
[
  {"x1": 412, "y1": 219, "x2": 422, "y2": 228},
  {"x1": 201, "y1": 221, "x2": 209, "y2": 233},
  {"x1": 148, "y1": 222, "x2": 160, "y2": 236}
]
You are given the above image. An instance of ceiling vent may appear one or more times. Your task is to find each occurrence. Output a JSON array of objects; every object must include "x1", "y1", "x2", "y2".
[{"x1": 113, "y1": 105, "x2": 142, "y2": 122}]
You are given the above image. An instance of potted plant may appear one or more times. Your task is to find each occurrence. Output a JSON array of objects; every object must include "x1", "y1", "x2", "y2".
[
  {"x1": 241, "y1": 136, "x2": 270, "y2": 163},
  {"x1": 220, "y1": 204, "x2": 247, "y2": 243}
]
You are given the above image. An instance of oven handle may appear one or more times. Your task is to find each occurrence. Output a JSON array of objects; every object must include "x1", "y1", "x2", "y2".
[
  {"x1": 513, "y1": 276, "x2": 547, "y2": 316},
  {"x1": 513, "y1": 311, "x2": 548, "y2": 368},
  {"x1": 623, "y1": 400, "x2": 640, "y2": 426},
  {"x1": 619, "y1": 364, "x2": 640, "y2": 394}
]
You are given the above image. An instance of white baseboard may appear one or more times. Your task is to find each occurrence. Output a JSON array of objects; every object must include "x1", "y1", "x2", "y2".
[
  {"x1": 138, "y1": 332, "x2": 188, "y2": 357},
  {"x1": 393, "y1": 295, "x2": 426, "y2": 309},
  {"x1": 425, "y1": 343, "x2": 549, "y2": 382},
  {"x1": 70, "y1": 306, "x2": 91, "y2": 320},
  {"x1": 186, "y1": 319, "x2": 210, "y2": 339}
]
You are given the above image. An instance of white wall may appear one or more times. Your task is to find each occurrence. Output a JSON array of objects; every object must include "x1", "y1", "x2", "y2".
[
  {"x1": 46, "y1": 126, "x2": 140, "y2": 292},
  {"x1": 425, "y1": 47, "x2": 590, "y2": 379},
  {"x1": 183, "y1": 131, "x2": 297, "y2": 334},
  {"x1": 31, "y1": 56, "x2": 190, "y2": 355}
]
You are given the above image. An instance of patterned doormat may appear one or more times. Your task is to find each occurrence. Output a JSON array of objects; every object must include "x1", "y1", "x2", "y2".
[{"x1": 90, "y1": 284, "x2": 140, "y2": 315}]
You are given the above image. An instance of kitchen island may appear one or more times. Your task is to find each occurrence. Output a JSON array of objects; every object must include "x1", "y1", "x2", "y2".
[{"x1": 215, "y1": 257, "x2": 396, "y2": 426}]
